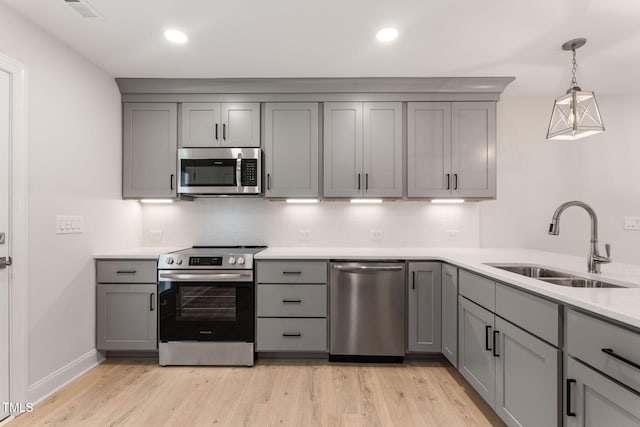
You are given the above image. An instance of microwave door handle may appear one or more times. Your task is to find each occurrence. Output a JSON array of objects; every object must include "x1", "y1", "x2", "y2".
[{"x1": 236, "y1": 154, "x2": 243, "y2": 189}]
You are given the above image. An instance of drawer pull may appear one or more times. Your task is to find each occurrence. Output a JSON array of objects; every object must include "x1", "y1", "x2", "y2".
[
  {"x1": 602, "y1": 348, "x2": 640, "y2": 370},
  {"x1": 282, "y1": 299, "x2": 302, "y2": 303},
  {"x1": 492, "y1": 331, "x2": 500, "y2": 357},
  {"x1": 566, "y1": 379, "x2": 576, "y2": 417},
  {"x1": 282, "y1": 271, "x2": 302, "y2": 275},
  {"x1": 116, "y1": 270, "x2": 137, "y2": 274},
  {"x1": 485, "y1": 325, "x2": 492, "y2": 351},
  {"x1": 282, "y1": 333, "x2": 301, "y2": 337}
]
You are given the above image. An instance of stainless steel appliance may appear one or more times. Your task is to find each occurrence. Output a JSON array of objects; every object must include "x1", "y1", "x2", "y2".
[
  {"x1": 157, "y1": 246, "x2": 265, "y2": 366},
  {"x1": 329, "y1": 262, "x2": 406, "y2": 362},
  {"x1": 178, "y1": 148, "x2": 261, "y2": 195}
]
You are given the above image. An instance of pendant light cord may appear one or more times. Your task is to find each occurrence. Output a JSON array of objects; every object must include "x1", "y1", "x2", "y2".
[{"x1": 571, "y1": 48, "x2": 579, "y2": 88}]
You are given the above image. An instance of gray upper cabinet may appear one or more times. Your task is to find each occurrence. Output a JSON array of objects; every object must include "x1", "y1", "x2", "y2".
[
  {"x1": 442, "y1": 264, "x2": 458, "y2": 366},
  {"x1": 407, "y1": 101, "x2": 496, "y2": 199},
  {"x1": 180, "y1": 102, "x2": 260, "y2": 148},
  {"x1": 323, "y1": 102, "x2": 402, "y2": 198},
  {"x1": 407, "y1": 262, "x2": 442, "y2": 353},
  {"x1": 122, "y1": 103, "x2": 177, "y2": 198},
  {"x1": 264, "y1": 103, "x2": 319, "y2": 198}
]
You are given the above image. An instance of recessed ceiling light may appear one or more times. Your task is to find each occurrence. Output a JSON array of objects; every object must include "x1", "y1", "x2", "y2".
[
  {"x1": 164, "y1": 29, "x2": 188, "y2": 44},
  {"x1": 376, "y1": 27, "x2": 398, "y2": 42}
]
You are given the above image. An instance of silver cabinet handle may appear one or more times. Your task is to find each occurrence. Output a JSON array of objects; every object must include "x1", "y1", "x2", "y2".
[
  {"x1": 282, "y1": 271, "x2": 302, "y2": 275},
  {"x1": 117, "y1": 270, "x2": 136, "y2": 274},
  {"x1": 365, "y1": 173, "x2": 369, "y2": 190},
  {"x1": 357, "y1": 173, "x2": 361, "y2": 190},
  {"x1": 333, "y1": 265, "x2": 403, "y2": 272},
  {"x1": 282, "y1": 333, "x2": 301, "y2": 337},
  {"x1": 446, "y1": 174, "x2": 450, "y2": 190},
  {"x1": 282, "y1": 299, "x2": 302, "y2": 303},
  {"x1": 267, "y1": 173, "x2": 271, "y2": 190},
  {"x1": 454, "y1": 173, "x2": 458, "y2": 190},
  {"x1": 223, "y1": 123, "x2": 227, "y2": 140},
  {"x1": 215, "y1": 123, "x2": 219, "y2": 141},
  {"x1": 0, "y1": 256, "x2": 12, "y2": 269},
  {"x1": 150, "y1": 293, "x2": 155, "y2": 311}
]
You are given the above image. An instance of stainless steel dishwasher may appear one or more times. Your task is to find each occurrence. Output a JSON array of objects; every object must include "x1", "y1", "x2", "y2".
[{"x1": 329, "y1": 262, "x2": 406, "y2": 362}]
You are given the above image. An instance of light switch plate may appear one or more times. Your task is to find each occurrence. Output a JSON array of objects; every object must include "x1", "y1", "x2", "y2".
[
  {"x1": 56, "y1": 215, "x2": 84, "y2": 234},
  {"x1": 624, "y1": 216, "x2": 640, "y2": 231},
  {"x1": 447, "y1": 230, "x2": 460, "y2": 241}
]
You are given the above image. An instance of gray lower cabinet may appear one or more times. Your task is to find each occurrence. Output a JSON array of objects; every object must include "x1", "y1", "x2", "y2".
[
  {"x1": 256, "y1": 260, "x2": 328, "y2": 352},
  {"x1": 323, "y1": 102, "x2": 402, "y2": 198},
  {"x1": 96, "y1": 259, "x2": 158, "y2": 351},
  {"x1": 566, "y1": 358, "x2": 640, "y2": 427},
  {"x1": 441, "y1": 264, "x2": 458, "y2": 366},
  {"x1": 96, "y1": 284, "x2": 157, "y2": 351},
  {"x1": 264, "y1": 103, "x2": 319, "y2": 198},
  {"x1": 459, "y1": 294, "x2": 560, "y2": 427},
  {"x1": 122, "y1": 103, "x2": 178, "y2": 198},
  {"x1": 407, "y1": 262, "x2": 442, "y2": 352}
]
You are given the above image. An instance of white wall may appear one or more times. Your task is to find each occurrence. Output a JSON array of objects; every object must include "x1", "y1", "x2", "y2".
[
  {"x1": 142, "y1": 199, "x2": 480, "y2": 248},
  {"x1": 0, "y1": 4, "x2": 142, "y2": 402},
  {"x1": 480, "y1": 95, "x2": 640, "y2": 264}
]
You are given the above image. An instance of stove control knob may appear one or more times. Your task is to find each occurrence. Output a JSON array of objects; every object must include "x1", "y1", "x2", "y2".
[
  {"x1": 228, "y1": 257, "x2": 237, "y2": 265},
  {"x1": 175, "y1": 258, "x2": 183, "y2": 265},
  {"x1": 165, "y1": 257, "x2": 174, "y2": 265},
  {"x1": 237, "y1": 257, "x2": 245, "y2": 265}
]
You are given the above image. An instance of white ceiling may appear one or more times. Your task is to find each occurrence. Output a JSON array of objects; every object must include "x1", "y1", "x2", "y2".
[{"x1": 4, "y1": 0, "x2": 640, "y2": 95}]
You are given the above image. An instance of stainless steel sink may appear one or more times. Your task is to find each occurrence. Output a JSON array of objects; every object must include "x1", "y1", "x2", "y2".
[{"x1": 485, "y1": 264, "x2": 626, "y2": 288}]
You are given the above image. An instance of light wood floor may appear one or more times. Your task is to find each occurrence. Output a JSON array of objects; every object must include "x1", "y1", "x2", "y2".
[{"x1": 9, "y1": 359, "x2": 505, "y2": 427}]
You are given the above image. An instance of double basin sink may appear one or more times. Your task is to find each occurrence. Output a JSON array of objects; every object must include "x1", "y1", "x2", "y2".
[{"x1": 486, "y1": 264, "x2": 624, "y2": 288}]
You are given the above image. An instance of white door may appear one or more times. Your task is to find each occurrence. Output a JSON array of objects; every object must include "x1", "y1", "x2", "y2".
[{"x1": 0, "y1": 69, "x2": 10, "y2": 421}]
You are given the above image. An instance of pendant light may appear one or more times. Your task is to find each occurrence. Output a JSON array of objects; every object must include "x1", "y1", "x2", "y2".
[{"x1": 547, "y1": 38, "x2": 605, "y2": 140}]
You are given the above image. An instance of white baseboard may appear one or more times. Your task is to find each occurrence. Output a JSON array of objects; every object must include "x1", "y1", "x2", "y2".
[{"x1": 27, "y1": 349, "x2": 105, "y2": 405}]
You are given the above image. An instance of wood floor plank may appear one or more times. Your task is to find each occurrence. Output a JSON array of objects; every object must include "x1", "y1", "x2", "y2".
[{"x1": 8, "y1": 359, "x2": 505, "y2": 427}]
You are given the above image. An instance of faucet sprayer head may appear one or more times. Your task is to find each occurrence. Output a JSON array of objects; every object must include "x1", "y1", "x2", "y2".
[{"x1": 548, "y1": 219, "x2": 560, "y2": 235}]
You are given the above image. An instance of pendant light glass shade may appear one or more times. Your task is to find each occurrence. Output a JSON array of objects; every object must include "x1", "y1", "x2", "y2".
[
  {"x1": 547, "y1": 89, "x2": 604, "y2": 140},
  {"x1": 546, "y1": 38, "x2": 604, "y2": 140}
]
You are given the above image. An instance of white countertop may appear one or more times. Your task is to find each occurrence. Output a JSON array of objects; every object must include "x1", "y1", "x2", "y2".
[
  {"x1": 94, "y1": 247, "x2": 185, "y2": 260},
  {"x1": 256, "y1": 247, "x2": 640, "y2": 330}
]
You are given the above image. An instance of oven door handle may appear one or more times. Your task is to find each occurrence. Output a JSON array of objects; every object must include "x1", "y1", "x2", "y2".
[{"x1": 158, "y1": 272, "x2": 252, "y2": 282}]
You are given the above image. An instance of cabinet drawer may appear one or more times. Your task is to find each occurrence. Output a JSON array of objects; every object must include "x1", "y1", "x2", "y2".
[
  {"x1": 459, "y1": 270, "x2": 495, "y2": 311},
  {"x1": 257, "y1": 261, "x2": 327, "y2": 284},
  {"x1": 495, "y1": 283, "x2": 560, "y2": 346},
  {"x1": 257, "y1": 284, "x2": 326, "y2": 317},
  {"x1": 567, "y1": 309, "x2": 640, "y2": 393},
  {"x1": 257, "y1": 318, "x2": 327, "y2": 352},
  {"x1": 96, "y1": 260, "x2": 157, "y2": 283}
]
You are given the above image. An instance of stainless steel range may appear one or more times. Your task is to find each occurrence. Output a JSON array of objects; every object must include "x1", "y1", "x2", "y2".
[{"x1": 157, "y1": 246, "x2": 265, "y2": 366}]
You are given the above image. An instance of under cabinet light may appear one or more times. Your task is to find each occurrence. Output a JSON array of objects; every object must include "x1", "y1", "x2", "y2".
[
  {"x1": 350, "y1": 199, "x2": 383, "y2": 204},
  {"x1": 164, "y1": 29, "x2": 188, "y2": 44},
  {"x1": 286, "y1": 199, "x2": 318, "y2": 204},
  {"x1": 376, "y1": 27, "x2": 398, "y2": 42},
  {"x1": 140, "y1": 199, "x2": 174, "y2": 204},
  {"x1": 431, "y1": 199, "x2": 465, "y2": 204}
]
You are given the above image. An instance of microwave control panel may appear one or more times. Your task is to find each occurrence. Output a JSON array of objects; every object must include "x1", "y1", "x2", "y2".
[{"x1": 241, "y1": 159, "x2": 258, "y2": 186}]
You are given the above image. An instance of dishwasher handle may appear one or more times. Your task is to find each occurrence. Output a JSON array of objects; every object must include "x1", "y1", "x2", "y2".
[{"x1": 332, "y1": 265, "x2": 404, "y2": 272}]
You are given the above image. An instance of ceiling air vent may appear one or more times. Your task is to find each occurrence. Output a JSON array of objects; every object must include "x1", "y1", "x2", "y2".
[{"x1": 63, "y1": 0, "x2": 103, "y2": 19}]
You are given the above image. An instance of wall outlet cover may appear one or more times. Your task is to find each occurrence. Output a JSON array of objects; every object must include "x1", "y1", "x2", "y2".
[
  {"x1": 447, "y1": 230, "x2": 460, "y2": 241},
  {"x1": 624, "y1": 216, "x2": 640, "y2": 231},
  {"x1": 298, "y1": 230, "x2": 312, "y2": 241},
  {"x1": 370, "y1": 230, "x2": 384, "y2": 241}
]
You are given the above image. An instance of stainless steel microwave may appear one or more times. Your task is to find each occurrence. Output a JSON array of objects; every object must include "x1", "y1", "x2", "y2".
[{"x1": 178, "y1": 148, "x2": 261, "y2": 195}]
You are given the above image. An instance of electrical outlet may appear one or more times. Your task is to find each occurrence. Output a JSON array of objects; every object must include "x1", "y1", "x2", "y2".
[
  {"x1": 298, "y1": 230, "x2": 312, "y2": 241},
  {"x1": 370, "y1": 230, "x2": 384, "y2": 241},
  {"x1": 624, "y1": 216, "x2": 640, "y2": 231},
  {"x1": 149, "y1": 230, "x2": 163, "y2": 242},
  {"x1": 447, "y1": 230, "x2": 460, "y2": 241}
]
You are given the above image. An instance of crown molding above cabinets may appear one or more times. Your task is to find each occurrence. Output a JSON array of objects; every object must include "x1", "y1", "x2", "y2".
[{"x1": 115, "y1": 77, "x2": 515, "y2": 103}]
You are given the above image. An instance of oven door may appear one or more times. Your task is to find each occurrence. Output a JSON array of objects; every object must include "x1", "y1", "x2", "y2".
[
  {"x1": 178, "y1": 148, "x2": 261, "y2": 194},
  {"x1": 158, "y1": 270, "x2": 254, "y2": 342}
]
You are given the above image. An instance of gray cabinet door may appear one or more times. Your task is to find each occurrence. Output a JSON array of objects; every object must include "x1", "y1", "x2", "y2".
[
  {"x1": 362, "y1": 102, "x2": 403, "y2": 197},
  {"x1": 407, "y1": 102, "x2": 452, "y2": 198},
  {"x1": 407, "y1": 262, "x2": 442, "y2": 352},
  {"x1": 495, "y1": 317, "x2": 560, "y2": 427},
  {"x1": 96, "y1": 284, "x2": 157, "y2": 351},
  {"x1": 458, "y1": 296, "x2": 496, "y2": 407},
  {"x1": 566, "y1": 358, "x2": 640, "y2": 427},
  {"x1": 264, "y1": 103, "x2": 319, "y2": 198},
  {"x1": 221, "y1": 103, "x2": 260, "y2": 147},
  {"x1": 122, "y1": 103, "x2": 177, "y2": 198},
  {"x1": 451, "y1": 102, "x2": 496, "y2": 198},
  {"x1": 180, "y1": 102, "x2": 220, "y2": 147},
  {"x1": 442, "y1": 264, "x2": 458, "y2": 367},
  {"x1": 323, "y1": 102, "x2": 363, "y2": 197}
]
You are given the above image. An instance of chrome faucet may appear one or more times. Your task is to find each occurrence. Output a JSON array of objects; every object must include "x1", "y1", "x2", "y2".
[{"x1": 548, "y1": 201, "x2": 611, "y2": 273}]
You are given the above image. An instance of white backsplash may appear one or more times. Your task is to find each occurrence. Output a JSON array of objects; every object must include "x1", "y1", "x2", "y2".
[{"x1": 142, "y1": 198, "x2": 480, "y2": 248}]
